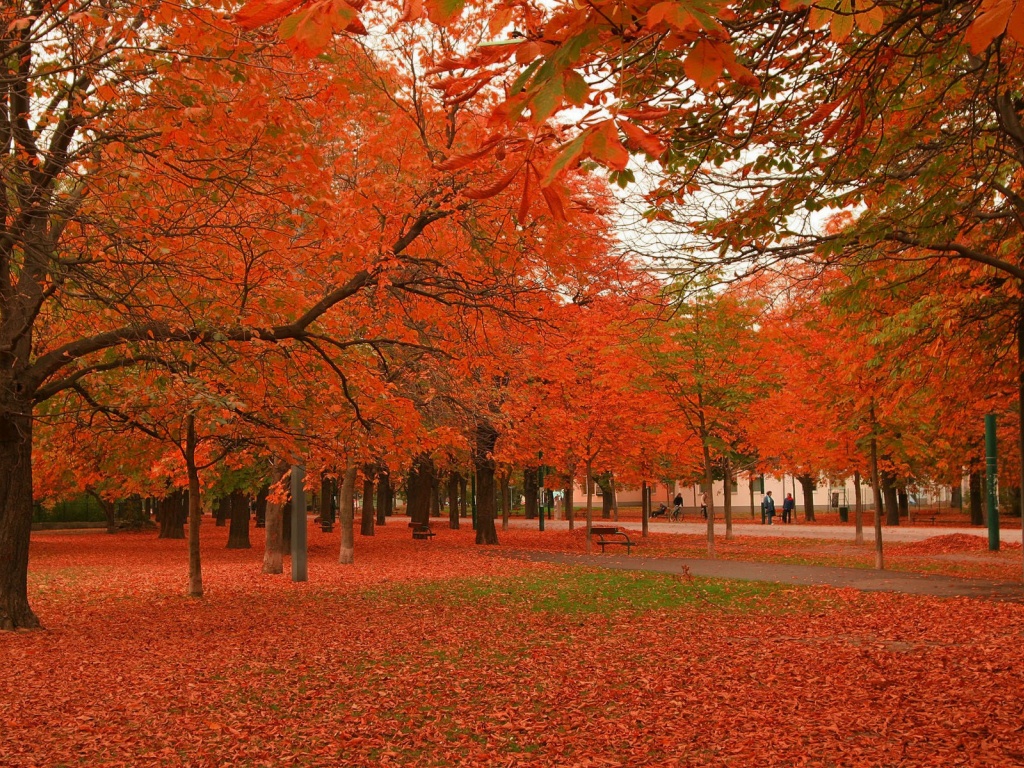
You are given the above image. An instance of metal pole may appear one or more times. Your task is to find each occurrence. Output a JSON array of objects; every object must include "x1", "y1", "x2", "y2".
[
  {"x1": 291, "y1": 465, "x2": 308, "y2": 582},
  {"x1": 985, "y1": 414, "x2": 999, "y2": 551}
]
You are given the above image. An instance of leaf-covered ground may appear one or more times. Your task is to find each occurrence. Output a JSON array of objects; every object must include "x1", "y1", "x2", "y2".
[{"x1": 4, "y1": 523, "x2": 1023, "y2": 766}]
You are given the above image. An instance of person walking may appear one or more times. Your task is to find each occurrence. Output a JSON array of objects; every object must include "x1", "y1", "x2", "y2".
[
  {"x1": 700, "y1": 491, "x2": 709, "y2": 520},
  {"x1": 761, "y1": 490, "x2": 776, "y2": 525},
  {"x1": 782, "y1": 493, "x2": 795, "y2": 524},
  {"x1": 672, "y1": 492, "x2": 684, "y2": 521}
]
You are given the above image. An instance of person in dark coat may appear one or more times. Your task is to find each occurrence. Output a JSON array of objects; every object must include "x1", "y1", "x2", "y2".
[
  {"x1": 782, "y1": 492, "x2": 796, "y2": 523},
  {"x1": 761, "y1": 491, "x2": 776, "y2": 525}
]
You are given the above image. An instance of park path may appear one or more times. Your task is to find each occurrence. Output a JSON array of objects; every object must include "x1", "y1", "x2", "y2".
[
  {"x1": 498, "y1": 550, "x2": 1024, "y2": 601},
  {"x1": 501, "y1": 517, "x2": 1024, "y2": 544}
]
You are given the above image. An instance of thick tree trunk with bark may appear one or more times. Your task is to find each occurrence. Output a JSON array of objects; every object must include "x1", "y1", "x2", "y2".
[
  {"x1": 319, "y1": 474, "x2": 335, "y2": 533},
  {"x1": 0, "y1": 407, "x2": 40, "y2": 629},
  {"x1": 473, "y1": 421, "x2": 499, "y2": 545},
  {"x1": 159, "y1": 491, "x2": 186, "y2": 539},
  {"x1": 970, "y1": 471, "x2": 984, "y2": 525},
  {"x1": 881, "y1": 471, "x2": 899, "y2": 526},
  {"x1": 523, "y1": 468, "x2": 538, "y2": 519},
  {"x1": 263, "y1": 496, "x2": 284, "y2": 575},
  {"x1": 407, "y1": 454, "x2": 433, "y2": 526},
  {"x1": 458, "y1": 475, "x2": 467, "y2": 518},
  {"x1": 595, "y1": 473, "x2": 615, "y2": 519},
  {"x1": 797, "y1": 475, "x2": 816, "y2": 522},
  {"x1": 897, "y1": 486, "x2": 909, "y2": 520},
  {"x1": 339, "y1": 466, "x2": 357, "y2": 564},
  {"x1": 376, "y1": 469, "x2": 389, "y2": 526},
  {"x1": 226, "y1": 490, "x2": 251, "y2": 549},
  {"x1": 360, "y1": 468, "x2": 375, "y2": 536},
  {"x1": 448, "y1": 472, "x2": 461, "y2": 530},
  {"x1": 255, "y1": 485, "x2": 268, "y2": 528},
  {"x1": 215, "y1": 496, "x2": 228, "y2": 527}
]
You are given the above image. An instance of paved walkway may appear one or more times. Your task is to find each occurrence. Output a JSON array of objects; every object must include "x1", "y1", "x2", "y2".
[
  {"x1": 500, "y1": 550, "x2": 1024, "y2": 601},
  {"x1": 502, "y1": 517, "x2": 1024, "y2": 544}
]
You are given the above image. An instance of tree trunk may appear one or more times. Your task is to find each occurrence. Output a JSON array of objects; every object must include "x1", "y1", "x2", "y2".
[
  {"x1": 458, "y1": 474, "x2": 467, "y2": 518},
  {"x1": 430, "y1": 472, "x2": 442, "y2": 519},
  {"x1": 969, "y1": 471, "x2": 984, "y2": 525},
  {"x1": 881, "y1": 470, "x2": 899, "y2": 526},
  {"x1": 226, "y1": 490, "x2": 251, "y2": 549},
  {"x1": 159, "y1": 491, "x2": 186, "y2": 539},
  {"x1": 255, "y1": 484, "x2": 268, "y2": 528},
  {"x1": 0, "y1": 406, "x2": 39, "y2": 630},
  {"x1": 448, "y1": 472, "x2": 461, "y2": 530},
  {"x1": 897, "y1": 485, "x2": 909, "y2": 520},
  {"x1": 585, "y1": 458, "x2": 594, "y2": 554},
  {"x1": 473, "y1": 421, "x2": 499, "y2": 545},
  {"x1": 564, "y1": 479, "x2": 575, "y2": 531},
  {"x1": 263, "y1": 468, "x2": 287, "y2": 575},
  {"x1": 749, "y1": 475, "x2": 755, "y2": 519},
  {"x1": 320, "y1": 473, "x2": 335, "y2": 533},
  {"x1": 360, "y1": 468, "x2": 375, "y2": 536},
  {"x1": 523, "y1": 467, "x2": 538, "y2": 519},
  {"x1": 702, "y1": 441, "x2": 716, "y2": 559},
  {"x1": 376, "y1": 469, "x2": 389, "y2": 526},
  {"x1": 500, "y1": 472, "x2": 510, "y2": 531},
  {"x1": 723, "y1": 457, "x2": 733, "y2": 541},
  {"x1": 854, "y1": 470, "x2": 864, "y2": 545},
  {"x1": 407, "y1": 454, "x2": 433, "y2": 526},
  {"x1": 263, "y1": 495, "x2": 284, "y2": 575},
  {"x1": 339, "y1": 465, "x2": 357, "y2": 564},
  {"x1": 282, "y1": 490, "x2": 292, "y2": 555},
  {"x1": 869, "y1": 409, "x2": 885, "y2": 569},
  {"x1": 596, "y1": 473, "x2": 615, "y2": 519},
  {"x1": 797, "y1": 474, "x2": 816, "y2": 522},
  {"x1": 641, "y1": 480, "x2": 649, "y2": 538},
  {"x1": 185, "y1": 416, "x2": 203, "y2": 597},
  {"x1": 215, "y1": 495, "x2": 228, "y2": 527}
]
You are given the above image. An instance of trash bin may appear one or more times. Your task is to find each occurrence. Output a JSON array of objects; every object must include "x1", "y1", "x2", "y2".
[{"x1": 838, "y1": 506, "x2": 849, "y2": 523}]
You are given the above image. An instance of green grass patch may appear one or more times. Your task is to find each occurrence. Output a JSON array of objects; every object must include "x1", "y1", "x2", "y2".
[{"x1": 363, "y1": 568, "x2": 806, "y2": 617}]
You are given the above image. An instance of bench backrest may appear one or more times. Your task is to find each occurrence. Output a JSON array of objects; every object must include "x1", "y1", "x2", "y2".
[{"x1": 590, "y1": 527, "x2": 619, "y2": 534}]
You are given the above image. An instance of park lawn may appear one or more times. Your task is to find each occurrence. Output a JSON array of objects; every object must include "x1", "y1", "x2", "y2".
[
  {"x1": 2, "y1": 524, "x2": 1022, "y2": 767},
  {"x1": 498, "y1": 526, "x2": 1024, "y2": 582}
]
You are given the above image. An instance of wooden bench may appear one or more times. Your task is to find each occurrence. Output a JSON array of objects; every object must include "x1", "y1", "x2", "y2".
[
  {"x1": 411, "y1": 523, "x2": 436, "y2": 540},
  {"x1": 590, "y1": 526, "x2": 635, "y2": 554}
]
